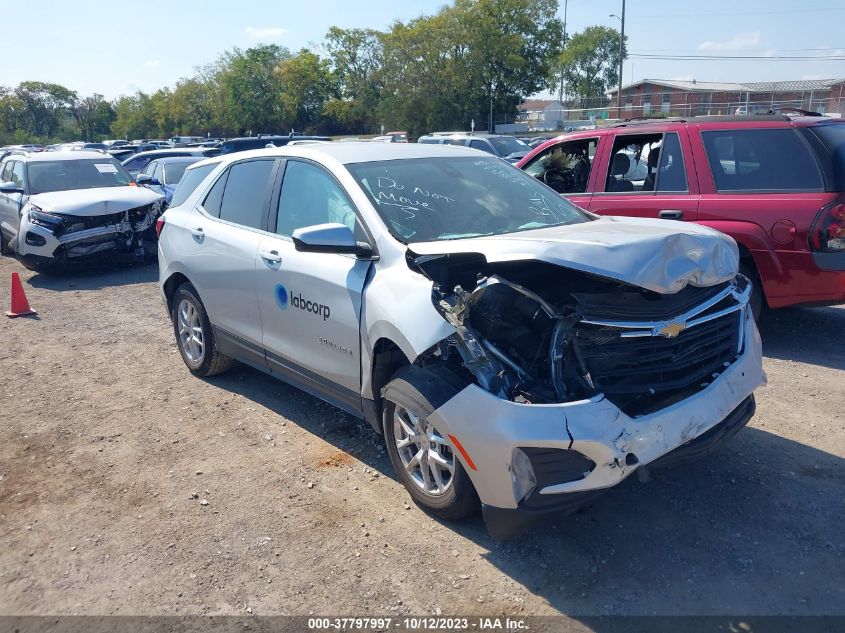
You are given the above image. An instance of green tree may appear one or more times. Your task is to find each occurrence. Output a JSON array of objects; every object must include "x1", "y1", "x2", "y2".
[
  {"x1": 215, "y1": 44, "x2": 291, "y2": 134},
  {"x1": 111, "y1": 92, "x2": 156, "y2": 139},
  {"x1": 277, "y1": 49, "x2": 335, "y2": 132},
  {"x1": 457, "y1": 0, "x2": 563, "y2": 130},
  {"x1": 170, "y1": 78, "x2": 215, "y2": 135},
  {"x1": 14, "y1": 81, "x2": 78, "y2": 138},
  {"x1": 75, "y1": 94, "x2": 115, "y2": 141},
  {"x1": 323, "y1": 27, "x2": 384, "y2": 132},
  {"x1": 559, "y1": 25, "x2": 627, "y2": 100}
]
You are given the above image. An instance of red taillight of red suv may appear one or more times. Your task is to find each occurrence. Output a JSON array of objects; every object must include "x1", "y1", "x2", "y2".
[
  {"x1": 810, "y1": 203, "x2": 845, "y2": 252},
  {"x1": 155, "y1": 216, "x2": 165, "y2": 238}
]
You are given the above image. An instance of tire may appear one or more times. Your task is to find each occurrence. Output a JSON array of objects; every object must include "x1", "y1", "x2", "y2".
[
  {"x1": 739, "y1": 264, "x2": 763, "y2": 321},
  {"x1": 171, "y1": 283, "x2": 234, "y2": 377},
  {"x1": 0, "y1": 230, "x2": 10, "y2": 256},
  {"x1": 382, "y1": 366, "x2": 479, "y2": 520}
]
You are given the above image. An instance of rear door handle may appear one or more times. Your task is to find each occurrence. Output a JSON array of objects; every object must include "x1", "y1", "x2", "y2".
[
  {"x1": 259, "y1": 249, "x2": 282, "y2": 265},
  {"x1": 191, "y1": 227, "x2": 205, "y2": 241},
  {"x1": 658, "y1": 210, "x2": 684, "y2": 220}
]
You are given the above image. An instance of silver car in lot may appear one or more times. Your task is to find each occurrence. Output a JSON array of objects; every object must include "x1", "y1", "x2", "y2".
[
  {"x1": 0, "y1": 150, "x2": 163, "y2": 270},
  {"x1": 157, "y1": 143, "x2": 765, "y2": 538}
]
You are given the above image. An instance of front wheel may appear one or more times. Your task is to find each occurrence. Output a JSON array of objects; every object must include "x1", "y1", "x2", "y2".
[
  {"x1": 382, "y1": 366, "x2": 479, "y2": 520},
  {"x1": 740, "y1": 264, "x2": 764, "y2": 321},
  {"x1": 171, "y1": 283, "x2": 234, "y2": 377}
]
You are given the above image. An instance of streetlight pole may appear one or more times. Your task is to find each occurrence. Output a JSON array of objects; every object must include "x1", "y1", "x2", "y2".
[
  {"x1": 610, "y1": 1, "x2": 626, "y2": 120},
  {"x1": 558, "y1": 0, "x2": 568, "y2": 128}
]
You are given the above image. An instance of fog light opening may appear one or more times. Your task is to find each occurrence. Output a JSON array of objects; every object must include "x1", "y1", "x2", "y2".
[{"x1": 511, "y1": 448, "x2": 537, "y2": 503}]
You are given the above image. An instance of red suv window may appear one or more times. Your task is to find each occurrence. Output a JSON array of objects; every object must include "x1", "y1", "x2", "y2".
[{"x1": 701, "y1": 128, "x2": 823, "y2": 192}]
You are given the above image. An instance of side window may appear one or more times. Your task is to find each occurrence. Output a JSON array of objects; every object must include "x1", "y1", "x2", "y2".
[
  {"x1": 605, "y1": 133, "x2": 664, "y2": 193},
  {"x1": 218, "y1": 159, "x2": 275, "y2": 229},
  {"x1": 0, "y1": 161, "x2": 12, "y2": 182},
  {"x1": 10, "y1": 162, "x2": 25, "y2": 189},
  {"x1": 202, "y1": 171, "x2": 228, "y2": 218},
  {"x1": 444, "y1": 138, "x2": 465, "y2": 146},
  {"x1": 654, "y1": 132, "x2": 688, "y2": 192},
  {"x1": 153, "y1": 163, "x2": 165, "y2": 182},
  {"x1": 524, "y1": 138, "x2": 598, "y2": 194},
  {"x1": 141, "y1": 161, "x2": 156, "y2": 177},
  {"x1": 701, "y1": 129, "x2": 823, "y2": 192},
  {"x1": 276, "y1": 161, "x2": 359, "y2": 237},
  {"x1": 130, "y1": 157, "x2": 152, "y2": 173},
  {"x1": 469, "y1": 139, "x2": 494, "y2": 154}
]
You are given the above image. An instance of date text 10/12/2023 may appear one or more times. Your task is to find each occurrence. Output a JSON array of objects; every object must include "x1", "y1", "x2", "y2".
[{"x1": 307, "y1": 616, "x2": 530, "y2": 631}]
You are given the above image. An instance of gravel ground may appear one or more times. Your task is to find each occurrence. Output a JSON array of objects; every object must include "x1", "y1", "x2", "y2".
[{"x1": 0, "y1": 255, "x2": 843, "y2": 622}]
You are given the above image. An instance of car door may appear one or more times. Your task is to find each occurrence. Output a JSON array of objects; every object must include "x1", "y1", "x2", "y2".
[
  {"x1": 588, "y1": 129, "x2": 699, "y2": 222},
  {"x1": 184, "y1": 158, "x2": 279, "y2": 353},
  {"x1": 0, "y1": 160, "x2": 27, "y2": 244},
  {"x1": 520, "y1": 136, "x2": 603, "y2": 211},
  {"x1": 255, "y1": 159, "x2": 373, "y2": 416}
]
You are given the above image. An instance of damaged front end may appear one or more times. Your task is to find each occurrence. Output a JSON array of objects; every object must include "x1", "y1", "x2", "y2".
[
  {"x1": 20, "y1": 200, "x2": 161, "y2": 267},
  {"x1": 407, "y1": 251, "x2": 765, "y2": 536},
  {"x1": 416, "y1": 254, "x2": 751, "y2": 416}
]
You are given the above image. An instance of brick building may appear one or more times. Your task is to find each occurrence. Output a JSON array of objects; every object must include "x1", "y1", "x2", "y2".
[{"x1": 607, "y1": 78, "x2": 845, "y2": 118}]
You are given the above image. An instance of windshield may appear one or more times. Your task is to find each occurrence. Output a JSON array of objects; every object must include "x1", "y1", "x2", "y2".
[
  {"x1": 489, "y1": 137, "x2": 528, "y2": 157},
  {"x1": 28, "y1": 158, "x2": 133, "y2": 195},
  {"x1": 347, "y1": 156, "x2": 589, "y2": 243}
]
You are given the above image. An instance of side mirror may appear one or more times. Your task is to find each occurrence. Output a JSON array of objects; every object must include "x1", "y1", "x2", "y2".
[
  {"x1": 292, "y1": 223, "x2": 373, "y2": 258},
  {"x1": 135, "y1": 174, "x2": 160, "y2": 186},
  {"x1": 0, "y1": 181, "x2": 22, "y2": 194}
]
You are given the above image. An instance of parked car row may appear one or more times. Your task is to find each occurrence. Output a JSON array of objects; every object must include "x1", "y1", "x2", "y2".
[{"x1": 2, "y1": 117, "x2": 842, "y2": 538}]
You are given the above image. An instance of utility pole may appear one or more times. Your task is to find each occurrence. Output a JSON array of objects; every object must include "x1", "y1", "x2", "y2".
[
  {"x1": 617, "y1": 0, "x2": 626, "y2": 119},
  {"x1": 558, "y1": 0, "x2": 568, "y2": 128}
]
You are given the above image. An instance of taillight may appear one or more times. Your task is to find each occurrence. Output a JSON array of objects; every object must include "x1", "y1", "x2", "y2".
[
  {"x1": 809, "y1": 203, "x2": 845, "y2": 252},
  {"x1": 155, "y1": 216, "x2": 165, "y2": 238}
]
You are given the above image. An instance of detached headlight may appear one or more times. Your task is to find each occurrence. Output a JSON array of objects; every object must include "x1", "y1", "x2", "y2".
[{"x1": 28, "y1": 207, "x2": 64, "y2": 230}]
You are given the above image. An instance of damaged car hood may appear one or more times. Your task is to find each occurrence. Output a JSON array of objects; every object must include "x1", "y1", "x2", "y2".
[
  {"x1": 409, "y1": 216, "x2": 739, "y2": 294},
  {"x1": 29, "y1": 186, "x2": 163, "y2": 217}
]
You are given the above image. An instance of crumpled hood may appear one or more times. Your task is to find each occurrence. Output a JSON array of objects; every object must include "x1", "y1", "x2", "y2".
[
  {"x1": 408, "y1": 216, "x2": 739, "y2": 294},
  {"x1": 29, "y1": 186, "x2": 163, "y2": 217}
]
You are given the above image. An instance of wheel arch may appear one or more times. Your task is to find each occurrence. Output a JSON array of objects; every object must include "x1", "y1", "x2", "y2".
[{"x1": 163, "y1": 271, "x2": 193, "y2": 314}]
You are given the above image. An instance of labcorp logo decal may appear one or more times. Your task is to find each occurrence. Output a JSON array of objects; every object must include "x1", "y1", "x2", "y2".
[{"x1": 275, "y1": 284, "x2": 331, "y2": 321}]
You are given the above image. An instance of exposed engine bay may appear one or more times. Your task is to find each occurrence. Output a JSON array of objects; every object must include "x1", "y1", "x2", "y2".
[{"x1": 411, "y1": 253, "x2": 750, "y2": 416}]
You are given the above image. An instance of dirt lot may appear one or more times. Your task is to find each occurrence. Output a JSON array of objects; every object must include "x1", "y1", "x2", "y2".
[{"x1": 1, "y1": 255, "x2": 843, "y2": 622}]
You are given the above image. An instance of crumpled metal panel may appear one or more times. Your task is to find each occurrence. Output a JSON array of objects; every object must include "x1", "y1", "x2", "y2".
[{"x1": 409, "y1": 216, "x2": 740, "y2": 295}]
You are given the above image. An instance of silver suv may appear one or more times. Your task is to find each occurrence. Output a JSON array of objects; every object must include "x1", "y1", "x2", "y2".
[
  {"x1": 416, "y1": 133, "x2": 530, "y2": 163},
  {"x1": 158, "y1": 143, "x2": 765, "y2": 538}
]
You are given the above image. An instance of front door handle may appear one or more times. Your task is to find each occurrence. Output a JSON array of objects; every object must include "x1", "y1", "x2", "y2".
[
  {"x1": 659, "y1": 209, "x2": 684, "y2": 220},
  {"x1": 259, "y1": 249, "x2": 282, "y2": 265}
]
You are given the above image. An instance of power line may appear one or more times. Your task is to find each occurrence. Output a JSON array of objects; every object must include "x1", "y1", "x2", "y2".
[
  {"x1": 635, "y1": 6, "x2": 845, "y2": 18},
  {"x1": 629, "y1": 53, "x2": 845, "y2": 61},
  {"x1": 631, "y1": 48, "x2": 843, "y2": 53}
]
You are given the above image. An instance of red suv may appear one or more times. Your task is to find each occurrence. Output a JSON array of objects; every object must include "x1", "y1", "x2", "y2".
[{"x1": 516, "y1": 115, "x2": 845, "y2": 317}]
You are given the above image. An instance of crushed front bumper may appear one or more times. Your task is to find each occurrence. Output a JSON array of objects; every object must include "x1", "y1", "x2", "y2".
[{"x1": 427, "y1": 314, "x2": 766, "y2": 538}]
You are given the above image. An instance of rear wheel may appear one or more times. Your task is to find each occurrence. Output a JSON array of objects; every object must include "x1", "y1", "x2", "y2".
[
  {"x1": 171, "y1": 283, "x2": 234, "y2": 377},
  {"x1": 382, "y1": 366, "x2": 479, "y2": 520}
]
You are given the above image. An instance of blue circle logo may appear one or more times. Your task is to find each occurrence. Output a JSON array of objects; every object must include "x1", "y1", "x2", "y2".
[{"x1": 275, "y1": 284, "x2": 288, "y2": 310}]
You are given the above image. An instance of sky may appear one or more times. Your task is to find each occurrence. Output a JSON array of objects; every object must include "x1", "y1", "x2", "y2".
[{"x1": 3, "y1": 0, "x2": 844, "y2": 100}]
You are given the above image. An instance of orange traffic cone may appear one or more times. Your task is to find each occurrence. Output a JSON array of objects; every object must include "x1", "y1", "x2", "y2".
[{"x1": 5, "y1": 272, "x2": 36, "y2": 318}]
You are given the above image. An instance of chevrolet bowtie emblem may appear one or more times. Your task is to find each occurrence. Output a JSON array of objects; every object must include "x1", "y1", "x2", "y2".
[{"x1": 656, "y1": 320, "x2": 686, "y2": 338}]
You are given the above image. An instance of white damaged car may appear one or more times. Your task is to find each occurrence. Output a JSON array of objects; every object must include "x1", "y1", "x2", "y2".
[
  {"x1": 0, "y1": 150, "x2": 163, "y2": 270},
  {"x1": 158, "y1": 143, "x2": 766, "y2": 538}
]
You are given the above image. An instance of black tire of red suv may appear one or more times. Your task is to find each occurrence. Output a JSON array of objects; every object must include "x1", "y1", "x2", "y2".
[
  {"x1": 740, "y1": 264, "x2": 764, "y2": 321},
  {"x1": 382, "y1": 366, "x2": 480, "y2": 521},
  {"x1": 171, "y1": 283, "x2": 234, "y2": 377}
]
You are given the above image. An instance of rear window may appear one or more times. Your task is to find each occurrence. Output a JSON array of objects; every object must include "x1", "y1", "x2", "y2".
[
  {"x1": 803, "y1": 124, "x2": 845, "y2": 191},
  {"x1": 701, "y1": 128, "x2": 823, "y2": 192},
  {"x1": 218, "y1": 159, "x2": 275, "y2": 229},
  {"x1": 170, "y1": 163, "x2": 217, "y2": 208}
]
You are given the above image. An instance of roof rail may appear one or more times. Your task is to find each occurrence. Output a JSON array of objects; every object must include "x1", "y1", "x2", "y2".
[
  {"x1": 770, "y1": 107, "x2": 824, "y2": 117},
  {"x1": 610, "y1": 116, "x2": 687, "y2": 127}
]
